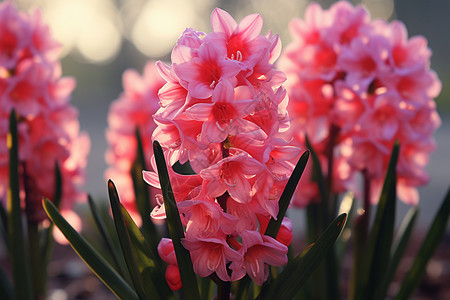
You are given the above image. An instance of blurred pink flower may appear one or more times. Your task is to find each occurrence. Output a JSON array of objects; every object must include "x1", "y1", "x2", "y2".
[
  {"x1": 0, "y1": 1, "x2": 89, "y2": 225},
  {"x1": 278, "y1": 1, "x2": 441, "y2": 205},
  {"x1": 105, "y1": 61, "x2": 165, "y2": 219}
]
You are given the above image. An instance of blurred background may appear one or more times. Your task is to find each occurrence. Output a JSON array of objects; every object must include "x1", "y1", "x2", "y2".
[{"x1": 11, "y1": 0, "x2": 449, "y2": 238}]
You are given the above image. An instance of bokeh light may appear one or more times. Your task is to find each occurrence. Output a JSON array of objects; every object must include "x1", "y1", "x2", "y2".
[
  {"x1": 362, "y1": 0, "x2": 395, "y2": 20},
  {"x1": 130, "y1": 0, "x2": 198, "y2": 57},
  {"x1": 19, "y1": 0, "x2": 122, "y2": 64}
]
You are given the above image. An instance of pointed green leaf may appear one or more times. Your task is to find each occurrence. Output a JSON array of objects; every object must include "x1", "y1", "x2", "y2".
[
  {"x1": 0, "y1": 202, "x2": 8, "y2": 250},
  {"x1": 52, "y1": 161, "x2": 63, "y2": 208},
  {"x1": 153, "y1": 141, "x2": 201, "y2": 300},
  {"x1": 305, "y1": 136, "x2": 327, "y2": 217},
  {"x1": 108, "y1": 180, "x2": 150, "y2": 300},
  {"x1": 40, "y1": 162, "x2": 63, "y2": 291},
  {"x1": 348, "y1": 210, "x2": 368, "y2": 300},
  {"x1": 258, "y1": 213, "x2": 347, "y2": 300},
  {"x1": 88, "y1": 195, "x2": 130, "y2": 280},
  {"x1": 42, "y1": 198, "x2": 138, "y2": 300},
  {"x1": 394, "y1": 185, "x2": 450, "y2": 300},
  {"x1": 120, "y1": 203, "x2": 173, "y2": 299},
  {"x1": 0, "y1": 265, "x2": 12, "y2": 300},
  {"x1": 7, "y1": 110, "x2": 33, "y2": 300},
  {"x1": 359, "y1": 142, "x2": 399, "y2": 300},
  {"x1": 265, "y1": 150, "x2": 309, "y2": 238},
  {"x1": 305, "y1": 135, "x2": 341, "y2": 299},
  {"x1": 336, "y1": 192, "x2": 355, "y2": 261},
  {"x1": 376, "y1": 207, "x2": 418, "y2": 300}
]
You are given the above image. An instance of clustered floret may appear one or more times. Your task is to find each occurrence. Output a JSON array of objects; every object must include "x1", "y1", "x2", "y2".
[{"x1": 145, "y1": 8, "x2": 299, "y2": 287}]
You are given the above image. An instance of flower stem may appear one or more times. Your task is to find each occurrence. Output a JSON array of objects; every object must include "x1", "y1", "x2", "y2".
[
  {"x1": 362, "y1": 169, "x2": 371, "y2": 240},
  {"x1": 27, "y1": 221, "x2": 44, "y2": 300},
  {"x1": 210, "y1": 273, "x2": 231, "y2": 300}
]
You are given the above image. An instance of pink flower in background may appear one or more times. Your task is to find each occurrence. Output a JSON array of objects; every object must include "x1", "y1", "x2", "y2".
[
  {"x1": 0, "y1": 1, "x2": 89, "y2": 224},
  {"x1": 105, "y1": 61, "x2": 165, "y2": 219},
  {"x1": 278, "y1": 1, "x2": 441, "y2": 206},
  {"x1": 146, "y1": 7, "x2": 300, "y2": 286}
]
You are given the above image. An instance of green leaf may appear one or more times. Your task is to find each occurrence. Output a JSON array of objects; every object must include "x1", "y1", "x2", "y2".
[
  {"x1": 305, "y1": 135, "x2": 340, "y2": 300},
  {"x1": 0, "y1": 265, "x2": 12, "y2": 300},
  {"x1": 258, "y1": 213, "x2": 347, "y2": 300},
  {"x1": 376, "y1": 207, "x2": 418, "y2": 300},
  {"x1": 7, "y1": 110, "x2": 33, "y2": 300},
  {"x1": 359, "y1": 142, "x2": 399, "y2": 300},
  {"x1": 199, "y1": 276, "x2": 213, "y2": 300},
  {"x1": 0, "y1": 202, "x2": 8, "y2": 251},
  {"x1": 131, "y1": 128, "x2": 162, "y2": 269},
  {"x1": 88, "y1": 195, "x2": 130, "y2": 280},
  {"x1": 394, "y1": 185, "x2": 450, "y2": 300},
  {"x1": 153, "y1": 141, "x2": 201, "y2": 300},
  {"x1": 264, "y1": 150, "x2": 309, "y2": 238},
  {"x1": 42, "y1": 198, "x2": 138, "y2": 300},
  {"x1": 108, "y1": 180, "x2": 150, "y2": 300},
  {"x1": 336, "y1": 192, "x2": 355, "y2": 261},
  {"x1": 235, "y1": 276, "x2": 253, "y2": 300},
  {"x1": 120, "y1": 202, "x2": 173, "y2": 299},
  {"x1": 305, "y1": 135, "x2": 328, "y2": 225},
  {"x1": 348, "y1": 210, "x2": 368, "y2": 300},
  {"x1": 40, "y1": 161, "x2": 63, "y2": 294}
]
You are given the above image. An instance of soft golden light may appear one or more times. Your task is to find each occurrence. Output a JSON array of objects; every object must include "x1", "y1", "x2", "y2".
[{"x1": 131, "y1": 0, "x2": 198, "y2": 58}]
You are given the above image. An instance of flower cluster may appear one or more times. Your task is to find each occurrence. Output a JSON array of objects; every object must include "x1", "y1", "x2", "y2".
[
  {"x1": 105, "y1": 62, "x2": 165, "y2": 220},
  {"x1": 0, "y1": 2, "x2": 89, "y2": 223},
  {"x1": 278, "y1": 1, "x2": 441, "y2": 205},
  {"x1": 144, "y1": 8, "x2": 300, "y2": 287}
]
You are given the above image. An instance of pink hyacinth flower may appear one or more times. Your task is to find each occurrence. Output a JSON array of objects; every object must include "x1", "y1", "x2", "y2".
[
  {"x1": 173, "y1": 40, "x2": 242, "y2": 99},
  {"x1": 229, "y1": 230, "x2": 288, "y2": 285},
  {"x1": 182, "y1": 234, "x2": 242, "y2": 281},
  {"x1": 185, "y1": 79, "x2": 257, "y2": 143},
  {"x1": 200, "y1": 152, "x2": 264, "y2": 203}
]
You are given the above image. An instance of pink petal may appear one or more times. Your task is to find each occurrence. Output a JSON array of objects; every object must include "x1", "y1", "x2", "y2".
[
  {"x1": 143, "y1": 170, "x2": 160, "y2": 189},
  {"x1": 189, "y1": 81, "x2": 214, "y2": 99},
  {"x1": 210, "y1": 8, "x2": 237, "y2": 37},
  {"x1": 237, "y1": 13, "x2": 263, "y2": 41},
  {"x1": 185, "y1": 103, "x2": 214, "y2": 121}
]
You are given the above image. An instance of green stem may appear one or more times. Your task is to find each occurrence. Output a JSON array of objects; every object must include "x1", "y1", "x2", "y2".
[
  {"x1": 305, "y1": 204, "x2": 325, "y2": 300},
  {"x1": 324, "y1": 125, "x2": 340, "y2": 300},
  {"x1": 210, "y1": 273, "x2": 231, "y2": 300},
  {"x1": 362, "y1": 170, "x2": 371, "y2": 242},
  {"x1": 28, "y1": 222, "x2": 44, "y2": 300},
  {"x1": 325, "y1": 125, "x2": 339, "y2": 223},
  {"x1": 349, "y1": 170, "x2": 372, "y2": 300},
  {"x1": 7, "y1": 110, "x2": 33, "y2": 300}
]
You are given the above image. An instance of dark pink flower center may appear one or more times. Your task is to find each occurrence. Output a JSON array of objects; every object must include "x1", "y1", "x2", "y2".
[
  {"x1": 212, "y1": 102, "x2": 236, "y2": 123},
  {"x1": 199, "y1": 60, "x2": 221, "y2": 88},
  {"x1": 227, "y1": 36, "x2": 247, "y2": 61}
]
